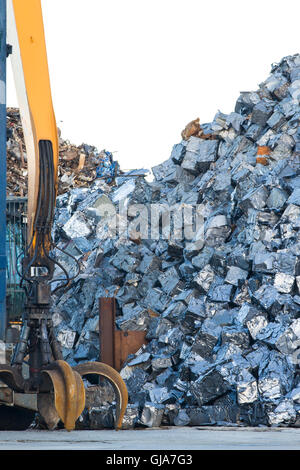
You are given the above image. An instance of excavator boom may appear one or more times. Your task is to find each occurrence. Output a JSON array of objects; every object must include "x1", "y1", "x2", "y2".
[{"x1": 8, "y1": 0, "x2": 59, "y2": 244}]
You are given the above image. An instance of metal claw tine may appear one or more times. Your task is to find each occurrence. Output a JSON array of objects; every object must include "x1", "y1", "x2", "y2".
[
  {"x1": 73, "y1": 361, "x2": 128, "y2": 430},
  {"x1": 39, "y1": 360, "x2": 85, "y2": 431}
]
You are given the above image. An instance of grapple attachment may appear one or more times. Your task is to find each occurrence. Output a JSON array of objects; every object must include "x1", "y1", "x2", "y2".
[
  {"x1": 2, "y1": 0, "x2": 129, "y2": 432},
  {"x1": 38, "y1": 360, "x2": 85, "y2": 431},
  {"x1": 37, "y1": 360, "x2": 128, "y2": 431},
  {"x1": 0, "y1": 358, "x2": 128, "y2": 431}
]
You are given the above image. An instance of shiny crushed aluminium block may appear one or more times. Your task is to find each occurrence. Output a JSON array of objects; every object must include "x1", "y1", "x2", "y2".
[
  {"x1": 246, "y1": 314, "x2": 268, "y2": 340},
  {"x1": 258, "y1": 377, "x2": 282, "y2": 402},
  {"x1": 239, "y1": 185, "x2": 269, "y2": 212},
  {"x1": 151, "y1": 356, "x2": 173, "y2": 372},
  {"x1": 275, "y1": 319, "x2": 300, "y2": 355},
  {"x1": 221, "y1": 326, "x2": 250, "y2": 349},
  {"x1": 182, "y1": 137, "x2": 219, "y2": 174},
  {"x1": 225, "y1": 266, "x2": 248, "y2": 286},
  {"x1": 251, "y1": 102, "x2": 273, "y2": 127},
  {"x1": 274, "y1": 272, "x2": 295, "y2": 293},
  {"x1": 205, "y1": 215, "x2": 232, "y2": 247},
  {"x1": 208, "y1": 283, "x2": 234, "y2": 303},
  {"x1": 287, "y1": 188, "x2": 300, "y2": 206},
  {"x1": 267, "y1": 399, "x2": 296, "y2": 426},
  {"x1": 120, "y1": 404, "x2": 140, "y2": 429},
  {"x1": 193, "y1": 264, "x2": 215, "y2": 293},
  {"x1": 266, "y1": 188, "x2": 288, "y2": 210},
  {"x1": 171, "y1": 142, "x2": 187, "y2": 165},
  {"x1": 158, "y1": 266, "x2": 184, "y2": 296},
  {"x1": 56, "y1": 329, "x2": 77, "y2": 349},
  {"x1": 252, "y1": 284, "x2": 280, "y2": 311},
  {"x1": 190, "y1": 370, "x2": 231, "y2": 406},
  {"x1": 236, "y1": 371, "x2": 259, "y2": 404},
  {"x1": 140, "y1": 402, "x2": 164, "y2": 427},
  {"x1": 149, "y1": 386, "x2": 173, "y2": 404}
]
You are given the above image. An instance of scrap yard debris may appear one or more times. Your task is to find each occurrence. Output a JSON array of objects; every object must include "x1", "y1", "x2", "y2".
[
  {"x1": 6, "y1": 107, "x2": 120, "y2": 196},
  {"x1": 8, "y1": 54, "x2": 300, "y2": 429}
]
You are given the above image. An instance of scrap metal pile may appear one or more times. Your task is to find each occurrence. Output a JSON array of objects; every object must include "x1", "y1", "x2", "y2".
[
  {"x1": 6, "y1": 107, "x2": 114, "y2": 196},
  {"x1": 10, "y1": 54, "x2": 300, "y2": 429},
  {"x1": 51, "y1": 54, "x2": 300, "y2": 429}
]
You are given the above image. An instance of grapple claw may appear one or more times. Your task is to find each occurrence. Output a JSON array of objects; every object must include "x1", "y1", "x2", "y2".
[
  {"x1": 39, "y1": 360, "x2": 85, "y2": 431},
  {"x1": 73, "y1": 361, "x2": 128, "y2": 430}
]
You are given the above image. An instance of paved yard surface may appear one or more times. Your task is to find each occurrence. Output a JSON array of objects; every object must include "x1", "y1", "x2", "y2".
[{"x1": 0, "y1": 426, "x2": 300, "y2": 450}]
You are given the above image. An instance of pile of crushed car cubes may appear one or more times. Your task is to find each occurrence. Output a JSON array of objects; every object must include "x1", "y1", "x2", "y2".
[{"x1": 8, "y1": 54, "x2": 300, "y2": 429}]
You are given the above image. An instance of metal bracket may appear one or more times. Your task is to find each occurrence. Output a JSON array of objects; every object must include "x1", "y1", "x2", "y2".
[{"x1": 0, "y1": 386, "x2": 37, "y2": 411}]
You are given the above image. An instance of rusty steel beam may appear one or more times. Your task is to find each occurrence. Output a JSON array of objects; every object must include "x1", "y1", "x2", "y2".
[
  {"x1": 99, "y1": 297, "x2": 116, "y2": 368},
  {"x1": 99, "y1": 297, "x2": 148, "y2": 371}
]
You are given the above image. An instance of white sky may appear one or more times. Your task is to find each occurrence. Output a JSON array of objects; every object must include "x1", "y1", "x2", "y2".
[{"x1": 7, "y1": 0, "x2": 300, "y2": 171}]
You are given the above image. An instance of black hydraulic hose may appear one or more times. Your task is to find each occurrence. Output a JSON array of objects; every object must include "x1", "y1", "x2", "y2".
[
  {"x1": 15, "y1": 231, "x2": 34, "y2": 278},
  {"x1": 11, "y1": 320, "x2": 30, "y2": 366},
  {"x1": 20, "y1": 239, "x2": 39, "y2": 286},
  {"x1": 19, "y1": 143, "x2": 45, "y2": 288},
  {"x1": 41, "y1": 235, "x2": 70, "y2": 287},
  {"x1": 40, "y1": 319, "x2": 52, "y2": 365},
  {"x1": 32, "y1": 143, "x2": 44, "y2": 233},
  {"x1": 48, "y1": 324, "x2": 63, "y2": 361},
  {"x1": 20, "y1": 140, "x2": 81, "y2": 295},
  {"x1": 45, "y1": 140, "x2": 55, "y2": 228},
  {"x1": 51, "y1": 243, "x2": 81, "y2": 281}
]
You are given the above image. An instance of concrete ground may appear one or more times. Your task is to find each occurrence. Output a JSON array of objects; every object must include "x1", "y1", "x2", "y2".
[{"x1": 0, "y1": 426, "x2": 300, "y2": 450}]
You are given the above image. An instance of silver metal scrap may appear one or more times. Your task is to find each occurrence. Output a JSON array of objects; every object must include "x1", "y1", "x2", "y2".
[
  {"x1": 237, "y1": 372, "x2": 259, "y2": 404},
  {"x1": 174, "y1": 410, "x2": 191, "y2": 426},
  {"x1": 275, "y1": 319, "x2": 300, "y2": 356},
  {"x1": 140, "y1": 402, "x2": 164, "y2": 427},
  {"x1": 63, "y1": 211, "x2": 93, "y2": 238},
  {"x1": 274, "y1": 272, "x2": 295, "y2": 293},
  {"x1": 290, "y1": 386, "x2": 300, "y2": 404},
  {"x1": 296, "y1": 276, "x2": 300, "y2": 294},
  {"x1": 267, "y1": 399, "x2": 296, "y2": 426},
  {"x1": 258, "y1": 377, "x2": 282, "y2": 402},
  {"x1": 193, "y1": 264, "x2": 215, "y2": 292},
  {"x1": 120, "y1": 404, "x2": 140, "y2": 429},
  {"x1": 246, "y1": 315, "x2": 269, "y2": 340},
  {"x1": 56, "y1": 329, "x2": 77, "y2": 349}
]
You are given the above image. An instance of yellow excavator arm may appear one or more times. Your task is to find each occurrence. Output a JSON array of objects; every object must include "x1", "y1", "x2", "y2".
[
  {"x1": 8, "y1": 0, "x2": 58, "y2": 246},
  {"x1": 0, "y1": 0, "x2": 128, "y2": 431}
]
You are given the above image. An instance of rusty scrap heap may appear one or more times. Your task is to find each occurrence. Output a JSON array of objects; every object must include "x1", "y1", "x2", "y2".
[{"x1": 6, "y1": 107, "x2": 112, "y2": 196}]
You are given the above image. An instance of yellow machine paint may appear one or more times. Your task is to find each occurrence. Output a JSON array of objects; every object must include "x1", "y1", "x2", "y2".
[{"x1": 10, "y1": 0, "x2": 58, "y2": 245}]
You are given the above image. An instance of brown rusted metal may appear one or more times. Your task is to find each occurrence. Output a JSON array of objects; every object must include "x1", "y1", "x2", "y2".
[
  {"x1": 99, "y1": 297, "x2": 116, "y2": 368},
  {"x1": 257, "y1": 145, "x2": 270, "y2": 155},
  {"x1": 114, "y1": 331, "x2": 148, "y2": 371},
  {"x1": 256, "y1": 156, "x2": 269, "y2": 166},
  {"x1": 39, "y1": 360, "x2": 85, "y2": 431},
  {"x1": 99, "y1": 297, "x2": 148, "y2": 372}
]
